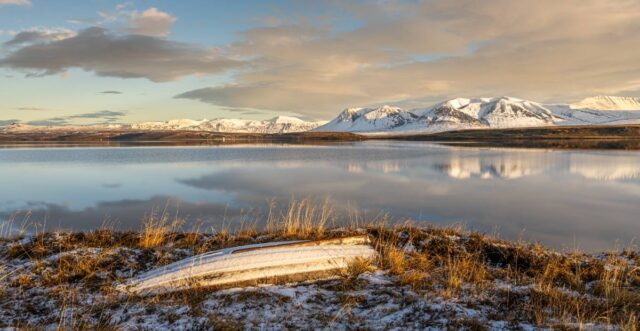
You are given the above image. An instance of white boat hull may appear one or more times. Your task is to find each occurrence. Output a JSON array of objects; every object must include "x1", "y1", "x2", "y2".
[{"x1": 119, "y1": 236, "x2": 375, "y2": 295}]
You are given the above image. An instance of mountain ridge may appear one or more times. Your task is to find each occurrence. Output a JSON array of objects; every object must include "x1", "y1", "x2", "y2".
[
  {"x1": 314, "y1": 96, "x2": 640, "y2": 134},
  {"x1": 570, "y1": 96, "x2": 640, "y2": 111},
  {"x1": 1, "y1": 116, "x2": 327, "y2": 134},
  {"x1": 130, "y1": 116, "x2": 327, "y2": 134}
]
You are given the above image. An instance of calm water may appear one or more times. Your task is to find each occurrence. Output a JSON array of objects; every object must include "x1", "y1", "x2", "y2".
[{"x1": 1, "y1": 142, "x2": 639, "y2": 251}]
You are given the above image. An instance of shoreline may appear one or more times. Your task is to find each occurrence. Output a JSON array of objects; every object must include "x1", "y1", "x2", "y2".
[
  {"x1": 1, "y1": 222, "x2": 638, "y2": 329},
  {"x1": 1, "y1": 124, "x2": 640, "y2": 150}
]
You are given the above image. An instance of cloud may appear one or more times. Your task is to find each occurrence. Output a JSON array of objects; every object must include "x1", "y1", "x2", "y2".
[
  {"x1": 26, "y1": 110, "x2": 127, "y2": 126},
  {"x1": 241, "y1": 110, "x2": 267, "y2": 115},
  {"x1": 99, "y1": 90, "x2": 123, "y2": 94},
  {"x1": 3, "y1": 28, "x2": 76, "y2": 47},
  {"x1": 0, "y1": 27, "x2": 241, "y2": 82},
  {"x1": 176, "y1": 0, "x2": 640, "y2": 118},
  {"x1": 4, "y1": 0, "x2": 640, "y2": 118},
  {"x1": 67, "y1": 110, "x2": 125, "y2": 119},
  {"x1": 0, "y1": 0, "x2": 30, "y2": 6},
  {"x1": 14, "y1": 106, "x2": 50, "y2": 111},
  {"x1": 0, "y1": 119, "x2": 20, "y2": 126},
  {"x1": 26, "y1": 118, "x2": 68, "y2": 126},
  {"x1": 127, "y1": 7, "x2": 176, "y2": 37},
  {"x1": 71, "y1": 5, "x2": 176, "y2": 37}
]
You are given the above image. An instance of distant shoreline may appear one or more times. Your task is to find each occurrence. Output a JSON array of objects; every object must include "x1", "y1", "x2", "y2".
[
  {"x1": 1, "y1": 124, "x2": 640, "y2": 149},
  {"x1": 0, "y1": 131, "x2": 365, "y2": 145},
  {"x1": 380, "y1": 124, "x2": 640, "y2": 149}
]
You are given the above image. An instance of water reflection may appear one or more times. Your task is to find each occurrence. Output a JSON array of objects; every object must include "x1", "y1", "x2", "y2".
[
  {"x1": 0, "y1": 142, "x2": 639, "y2": 251},
  {"x1": 569, "y1": 154, "x2": 640, "y2": 180},
  {"x1": 434, "y1": 154, "x2": 553, "y2": 179}
]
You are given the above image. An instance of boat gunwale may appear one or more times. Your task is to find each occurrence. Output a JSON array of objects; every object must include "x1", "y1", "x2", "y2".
[{"x1": 228, "y1": 235, "x2": 370, "y2": 254}]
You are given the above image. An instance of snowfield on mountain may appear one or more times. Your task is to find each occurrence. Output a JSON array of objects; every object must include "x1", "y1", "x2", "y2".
[
  {"x1": 314, "y1": 96, "x2": 640, "y2": 134},
  {"x1": 570, "y1": 95, "x2": 640, "y2": 111}
]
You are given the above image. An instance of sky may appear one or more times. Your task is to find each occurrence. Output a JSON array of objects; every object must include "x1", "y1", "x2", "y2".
[{"x1": 1, "y1": 0, "x2": 640, "y2": 125}]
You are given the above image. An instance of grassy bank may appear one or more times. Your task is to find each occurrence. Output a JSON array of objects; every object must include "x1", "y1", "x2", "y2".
[
  {"x1": 385, "y1": 124, "x2": 640, "y2": 150},
  {"x1": 1, "y1": 208, "x2": 639, "y2": 330},
  {"x1": 0, "y1": 130, "x2": 364, "y2": 145}
]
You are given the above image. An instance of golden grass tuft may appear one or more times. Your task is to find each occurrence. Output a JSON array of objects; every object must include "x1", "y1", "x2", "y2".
[
  {"x1": 269, "y1": 198, "x2": 333, "y2": 239},
  {"x1": 381, "y1": 245, "x2": 406, "y2": 275},
  {"x1": 444, "y1": 252, "x2": 488, "y2": 294},
  {"x1": 344, "y1": 257, "x2": 375, "y2": 278},
  {"x1": 139, "y1": 209, "x2": 183, "y2": 249}
]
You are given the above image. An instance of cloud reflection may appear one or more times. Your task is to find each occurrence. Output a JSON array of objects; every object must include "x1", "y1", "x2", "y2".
[
  {"x1": 1, "y1": 143, "x2": 640, "y2": 252},
  {"x1": 0, "y1": 196, "x2": 243, "y2": 233}
]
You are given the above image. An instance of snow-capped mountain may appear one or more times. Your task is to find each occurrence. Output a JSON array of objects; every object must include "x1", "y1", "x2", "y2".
[
  {"x1": 0, "y1": 116, "x2": 325, "y2": 134},
  {"x1": 3, "y1": 95, "x2": 640, "y2": 135},
  {"x1": 319, "y1": 105, "x2": 417, "y2": 132},
  {"x1": 315, "y1": 97, "x2": 559, "y2": 133},
  {"x1": 0, "y1": 122, "x2": 126, "y2": 133},
  {"x1": 314, "y1": 96, "x2": 640, "y2": 134},
  {"x1": 130, "y1": 119, "x2": 208, "y2": 130},
  {"x1": 570, "y1": 96, "x2": 640, "y2": 111},
  {"x1": 415, "y1": 97, "x2": 556, "y2": 129},
  {"x1": 130, "y1": 116, "x2": 326, "y2": 134}
]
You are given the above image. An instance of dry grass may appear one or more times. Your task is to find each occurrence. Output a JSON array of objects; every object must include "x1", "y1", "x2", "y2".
[
  {"x1": 0, "y1": 212, "x2": 31, "y2": 239},
  {"x1": 0, "y1": 202, "x2": 638, "y2": 329},
  {"x1": 267, "y1": 198, "x2": 333, "y2": 239},
  {"x1": 444, "y1": 252, "x2": 488, "y2": 295},
  {"x1": 139, "y1": 208, "x2": 183, "y2": 249},
  {"x1": 344, "y1": 257, "x2": 375, "y2": 278}
]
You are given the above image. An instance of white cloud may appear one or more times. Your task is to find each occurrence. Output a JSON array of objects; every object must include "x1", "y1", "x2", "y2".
[
  {"x1": 3, "y1": 28, "x2": 76, "y2": 47},
  {"x1": 0, "y1": 0, "x2": 30, "y2": 6},
  {"x1": 68, "y1": 5, "x2": 176, "y2": 37},
  {"x1": 127, "y1": 7, "x2": 176, "y2": 37}
]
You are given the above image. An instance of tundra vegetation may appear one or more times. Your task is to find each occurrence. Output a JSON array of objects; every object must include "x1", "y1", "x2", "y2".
[{"x1": 0, "y1": 200, "x2": 638, "y2": 330}]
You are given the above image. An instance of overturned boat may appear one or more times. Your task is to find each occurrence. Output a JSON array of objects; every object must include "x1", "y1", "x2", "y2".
[{"x1": 118, "y1": 235, "x2": 376, "y2": 295}]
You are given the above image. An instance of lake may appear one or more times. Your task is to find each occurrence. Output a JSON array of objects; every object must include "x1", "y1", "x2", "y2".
[{"x1": 1, "y1": 141, "x2": 639, "y2": 252}]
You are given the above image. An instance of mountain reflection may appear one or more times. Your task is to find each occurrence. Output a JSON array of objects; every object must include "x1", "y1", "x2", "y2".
[
  {"x1": 569, "y1": 154, "x2": 640, "y2": 180},
  {"x1": 434, "y1": 154, "x2": 553, "y2": 179},
  {"x1": 435, "y1": 151, "x2": 640, "y2": 181}
]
